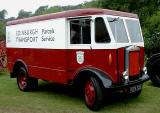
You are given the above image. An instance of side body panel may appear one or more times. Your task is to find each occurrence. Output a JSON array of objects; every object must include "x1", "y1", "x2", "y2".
[
  {"x1": 6, "y1": 18, "x2": 68, "y2": 84},
  {"x1": 67, "y1": 46, "x2": 144, "y2": 84},
  {"x1": 7, "y1": 48, "x2": 68, "y2": 84},
  {"x1": 67, "y1": 49, "x2": 118, "y2": 83}
]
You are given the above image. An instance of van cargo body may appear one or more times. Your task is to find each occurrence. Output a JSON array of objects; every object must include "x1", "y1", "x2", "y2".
[{"x1": 6, "y1": 9, "x2": 149, "y2": 110}]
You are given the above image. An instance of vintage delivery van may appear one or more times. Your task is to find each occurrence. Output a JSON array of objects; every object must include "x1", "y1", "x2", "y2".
[{"x1": 6, "y1": 9, "x2": 149, "y2": 110}]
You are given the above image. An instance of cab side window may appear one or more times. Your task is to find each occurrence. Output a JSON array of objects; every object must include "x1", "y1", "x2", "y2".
[
  {"x1": 70, "y1": 19, "x2": 91, "y2": 44},
  {"x1": 95, "y1": 17, "x2": 111, "y2": 43}
]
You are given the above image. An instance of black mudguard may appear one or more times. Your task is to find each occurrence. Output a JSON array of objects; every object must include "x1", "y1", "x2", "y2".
[
  {"x1": 11, "y1": 59, "x2": 28, "y2": 78},
  {"x1": 74, "y1": 68, "x2": 113, "y2": 88},
  {"x1": 74, "y1": 68, "x2": 149, "y2": 89}
]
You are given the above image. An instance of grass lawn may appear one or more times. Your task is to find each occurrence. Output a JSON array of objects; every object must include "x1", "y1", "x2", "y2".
[{"x1": 0, "y1": 72, "x2": 160, "y2": 113}]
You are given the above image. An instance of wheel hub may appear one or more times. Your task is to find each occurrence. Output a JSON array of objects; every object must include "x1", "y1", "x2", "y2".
[
  {"x1": 18, "y1": 71, "x2": 27, "y2": 89},
  {"x1": 85, "y1": 80, "x2": 95, "y2": 105}
]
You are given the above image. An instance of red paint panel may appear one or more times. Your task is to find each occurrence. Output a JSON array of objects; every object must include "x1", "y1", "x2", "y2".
[
  {"x1": 7, "y1": 47, "x2": 144, "y2": 84},
  {"x1": 88, "y1": 49, "x2": 118, "y2": 83},
  {"x1": 7, "y1": 48, "x2": 119, "y2": 84},
  {"x1": 7, "y1": 48, "x2": 68, "y2": 84},
  {"x1": 67, "y1": 49, "x2": 93, "y2": 80},
  {"x1": 139, "y1": 47, "x2": 144, "y2": 71},
  {"x1": 117, "y1": 48, "x2": 125, "y2": 81},
  {"x1": 129, "y1": 52, "x2": 140, "y2": 76},
  {"x1": 67, "y1": 49, "x2": 118, "y2": 82},
  {"x1": 6, "y1": 9, "x2": 138, "y2": 26}
]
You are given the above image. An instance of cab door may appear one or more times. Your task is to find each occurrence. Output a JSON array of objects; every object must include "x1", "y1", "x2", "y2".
[{"x1": 67, "y1": 17, "x2": 93, "y2": 80}]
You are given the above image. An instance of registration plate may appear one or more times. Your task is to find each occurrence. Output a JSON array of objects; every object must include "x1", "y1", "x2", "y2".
[{"x1": 129, "y1": 84, "x2": 142, "y2": 93}]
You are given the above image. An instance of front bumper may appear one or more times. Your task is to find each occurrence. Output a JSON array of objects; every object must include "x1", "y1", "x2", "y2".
[{"x1": 108, "y1": 74, "x2": 149, "y2": 90}]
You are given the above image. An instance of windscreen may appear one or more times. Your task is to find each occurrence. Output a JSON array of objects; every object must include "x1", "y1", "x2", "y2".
[
  {"x1": 125, "y1": 19, "x2": 143, "y2": 42},
  {"x1": 107, "y1": 17, "x2": 129, "y2": 43},
  {"x1": 95, "y1": 17, "x2": 111, "y2": 43}
]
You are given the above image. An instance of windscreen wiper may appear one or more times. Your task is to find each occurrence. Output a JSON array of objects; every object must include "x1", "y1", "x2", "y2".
[{"x1": 108, "y1": 17, "x2": 119, "y2": 22}]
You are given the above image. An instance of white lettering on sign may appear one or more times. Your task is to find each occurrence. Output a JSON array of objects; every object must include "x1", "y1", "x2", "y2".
[
  {"x1": 42, "y1": 28, "x2": 54, "y2": 34},
  {"x1": 6, "y1": 18, "x2": 66, "y2": 49}
]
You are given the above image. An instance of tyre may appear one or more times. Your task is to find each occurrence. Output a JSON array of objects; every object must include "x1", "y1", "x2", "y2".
[
  {"x1": 123, "y1": 84, "x2": 142, "y2": 98},
  {"x1": 148, "y1": 62, "x2": 160, "y2": 86},
  {"x1": 17, "y1": 67, "x2": 38, "y2": 91},
  {"x1": 85, "y1": 76, "x2": 103, "y2": 111}
]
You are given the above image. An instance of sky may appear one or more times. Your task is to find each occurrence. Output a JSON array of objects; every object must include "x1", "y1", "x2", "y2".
[{"x1": 0, "y1": 0, "x2": 91, "y2": 18}]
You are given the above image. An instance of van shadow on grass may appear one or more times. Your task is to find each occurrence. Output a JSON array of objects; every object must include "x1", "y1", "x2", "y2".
[
  {"x1": 36, "y1": 81, "x2": 140, "y2": 109},
  {"x1": 36, "y1": 82, "x2": 76, "y2": 97},
  {"x1": 0, "y1": 72, "x2": 9, "y2": 77}
]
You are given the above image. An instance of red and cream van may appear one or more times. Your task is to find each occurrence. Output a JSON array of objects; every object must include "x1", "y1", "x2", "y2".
[{"x1": 6, "y1": 9, "x2": 149, "y2": 110}]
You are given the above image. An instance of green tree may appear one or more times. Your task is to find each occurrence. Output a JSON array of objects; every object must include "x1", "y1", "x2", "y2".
[
  {"x1": 62, "y1": 4, "x2": 83, "y2": 10},
  {"x1": 42, "y1": 6, "x2": 62, "y2": 14},
  {"x1": 83, "y1": 0, "x2": 100, "y2": 8},
  {"x1": 0, "y1": 21, "x2": 5, "y2": 39},
  {"x1": 98, "y1": 0, "x2": 160, "y2": 26},
  {"x1": 0, "y1": 9, "x2": 7, "y2": 20},
  {"x1": 146, "y1": 12, "x2": 160, "y2": 34},
  {"x1": 18, "y1": 9, "x2": 32, "y2": 18},
  {"x1": 5, "y1": 17, "x2": 16, "y2": 22},
  {"x1": 143, "y1": 11, "x2": 160, "y2": 56},
  {"x1": 0, "y1": 9, "x2": 7, "y2": 39},
  {"x1": 34, "y1": 5, "x2": 48, "y2": 16}
]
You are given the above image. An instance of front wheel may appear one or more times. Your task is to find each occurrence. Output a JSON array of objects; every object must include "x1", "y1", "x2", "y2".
[
  {"x1": 85, "y1": 76, "x2": 103, "y2": 111},
  {"x1": 17, "y1": 67, "x2": 38, "y2": 91}
]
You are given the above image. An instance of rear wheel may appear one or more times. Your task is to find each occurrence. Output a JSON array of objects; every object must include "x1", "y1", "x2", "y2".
[
  {"x1": 85, "y1": 76, "x2": 103, "y2": 111},
  {"x1": 17, "y1": 67, "x2": 38, "y2": 91}
]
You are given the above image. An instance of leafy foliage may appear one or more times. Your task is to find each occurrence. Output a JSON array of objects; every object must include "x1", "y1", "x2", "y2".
[
  {"x1": 42, "y1": 6, "x2": 63, "y2": 15},
  {"x1": 0, "y1": 10, "x2": 8, "y2": 39},
  {"x1": 0, "y1": 9, "x2": 15, "y2": 39},
  {"x1": 34, "y1": 5, "x2": 84, "y2": 16},
  {"x1": 144, "y1": 11, "x2": 160, "y2": 56},
  {"x1": 34, "y1": 5, "x2": 48, "y2": 16},
  {"x1": 145, "y1": 31, "x2": 160, "y2": 57},
  {"x1": 98, "y1": 0, "x2": 160, "y2": 26},
  {"x1": 18, "y1": 9, "x2": 32, "y2": 19},
  {"x1": 0, "y1": 9, "x2": 7, "y2": 20},
  {"x1": 82, "y1": 0, "x2": 100, "y2": 8},
  {"x1": 0, "y1": 21, "x2": 5, "y2": 39}
]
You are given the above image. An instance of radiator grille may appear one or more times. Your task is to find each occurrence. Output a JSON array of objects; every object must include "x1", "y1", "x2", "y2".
[{"x1": 129, "y1": 52, "x2": 140, "y2": 76}]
